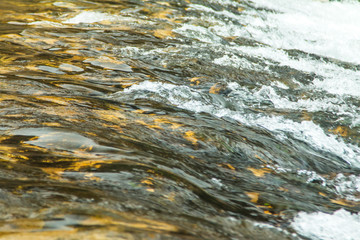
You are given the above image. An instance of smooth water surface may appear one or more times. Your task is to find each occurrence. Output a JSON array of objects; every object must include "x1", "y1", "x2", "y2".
[{"x1": 1, "y1": 0, "x2": 360, "y2": 239}]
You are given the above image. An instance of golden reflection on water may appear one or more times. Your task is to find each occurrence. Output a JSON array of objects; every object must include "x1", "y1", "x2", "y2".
[
  {"x1": 0, "y1": 0, "x2": 190, "y2": 237},
  {"x1": 1, "y1": 0, "x2": 360, "y2": 238},
  {"x1": 0, "y1": 213, "x2": 179, "y2": 240}
]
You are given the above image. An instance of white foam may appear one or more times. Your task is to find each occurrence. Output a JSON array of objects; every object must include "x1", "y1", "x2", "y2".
[
  {"x1": 297, "y1": 169, "x2": 326, "y2": 186},
  {"x1": 292, "y1": 209, "x2": 360, "y2": 240},
  {"x1": 174, "y1": 24, "x2": 223, "y2": 43},
  {"x1": 267, "y1": 165, "x2": 360, "y2": 202},
  {"x1": 213, "y1": 54, "x2": 261, "y2": 70},
  {"x1": 251, "y1": 85, "x2": 360, "y2": 118},
  {"x1": 237, "y1": 116, "x2": 360, "y2": 166},
  {"x1": 189, "y1": 4, "x2": 243, "y2": 21},
  {"x1": 63, "y1": 11, "x2": 117, "y2": 24},
  {"x1": 330, "y1": 173, "x2": 360, "y2": 202},
  {"x1": 182, "y1": 2, "x2": 360, "y2": 97},
  {"x1": 186, "y1": 4, "x2": 246, "y2": 38},
  {"x1": 207, "y1": 0, "x2": 241, "y2": 7},
  {"x1": 237, "y1": 46, "x2": 360, "y2": 97},
  {"x1": 108, "y1": 0, "x2": 360, "y2": 167},
  {"x1": 210, "y1": 178, "x2": 224, "y2": 188},
  {"x1": 123, "y1": 81, "x2": 220, "y2": 114},
  {"x1": 120, "y1": 81, "x2": 360, "y2": 166},
  {"x1": 240, "y1": 0, "x2": 360, "y2": 64}
]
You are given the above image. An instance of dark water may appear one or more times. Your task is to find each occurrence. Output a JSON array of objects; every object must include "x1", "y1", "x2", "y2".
[{"x1": 1, "y1": 0, "x2": 360, "y2": 239}]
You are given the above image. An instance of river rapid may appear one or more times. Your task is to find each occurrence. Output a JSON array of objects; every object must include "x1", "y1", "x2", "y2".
[{"x1": 1, "y1": 0, "x2": 360, "y2": 239}]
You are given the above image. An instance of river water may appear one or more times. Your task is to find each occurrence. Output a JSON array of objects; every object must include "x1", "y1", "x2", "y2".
[{"x1": 1, "y1": 0, "x2": 360, "y2": 239}]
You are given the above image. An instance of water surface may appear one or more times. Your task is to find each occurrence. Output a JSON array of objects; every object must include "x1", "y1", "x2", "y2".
[{"x1": 1, "y1": 0, "x2": 360, "y2": 239}]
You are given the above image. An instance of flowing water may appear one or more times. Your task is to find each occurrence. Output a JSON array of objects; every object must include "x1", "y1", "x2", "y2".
[{"x1": 1, "y1": 0, "x2": 360, "y2": 239}]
